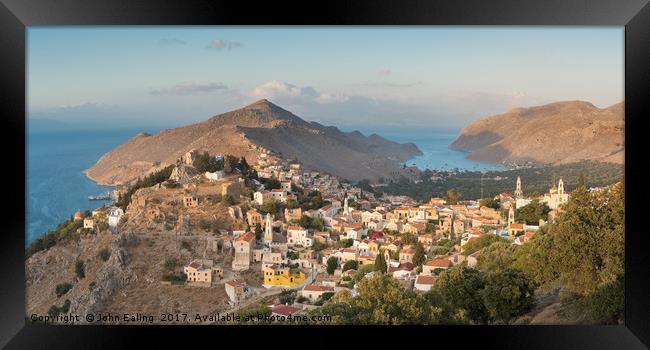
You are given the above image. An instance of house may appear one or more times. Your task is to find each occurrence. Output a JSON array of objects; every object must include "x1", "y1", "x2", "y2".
[
  {"x1": 269, "y1": 189, "x2": 288, "y2": 203},
  {"x1": 417, "y1": 233, "x2": 434, "y2": 247},
  {"x1": 368, "y1": 240, "x2": 381, "y2": 256},
  {"x1": 204, "y1": 170, "x2": 225, "y2": 182},
  {"x1": 183, "y1": 195, "x2": 199, "y2": 207},
  {"x1": 414, "y1": 275, "x2": 437, "y2": 292},
  {"x1": 429, "y1": 197, "x2": 446, "y2": 207},
  {"x1": 300, "y1": 284, "x2": 335, "y2": 301},
  {"x1": 422, "y1": 258, "x2": 453, "y2": 275},
  {"x1": 184, "y1": 259, "x2": 212, "y2": 285},
  {"x1": 263, "y1": 264, "x2": 305, "y2": 288},
  {"x1": 467, "y1": 251, "x2": 480, "y2": 268},
  {"x1": 225, "y1": 279, "x2": 249, "y2": 304},
  {"x1": 280, "y1": 180, "x2": 292, "y2": 192},
  {"x1": 389, "y1": 262, "x2": 415, "y2": 279},
  {"x1": 254, "y1": 190, "x2": 272, "y2": 205},
  {"x1": 341, "y1": 248, "x2": 358, "y2": 262},
  {"x1": 270, "y1": 304, "x2": 303, "y2": 318},
  {"x1": 107, "y1": 207, "x2": 124, "y2": 228},
  {"x1": 399, "y1": 248, "x2": 416, "y2": 263},
  {"x1": 232, "y1": 231, "x2": 255, "y2": 271},
  {"x1": 287, "y1": 226, "x2": 311, "y2": 247},
  {"x1": 507, "y1": 223, "x2": 525, "y2": 236},
  {"x1": 83, "y1": 218, "x2": 94, "y2": 229},
  {"x1": 358, "y1": 255, "x2": 375, "y2": 266},
  {"x1": 284, "y1": 207, "x2": 302, "y2": 223},
  {"x1": 246, "y1": 209, "x2": 263, "y2": 227},
  {"x1": 514, "y1": 231, "x2": 536, "y2": 245}
]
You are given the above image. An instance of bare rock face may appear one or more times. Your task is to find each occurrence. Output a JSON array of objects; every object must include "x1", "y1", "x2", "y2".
[
  {"x1": 86, "y1": 99, "x2": 422, "y2": 184},
  {"x1": 450, "y1": 101, "x2": 624, "y2": 166},
  {"x1": 69, "y1": 233, "x2": 136, "y2": 321}
]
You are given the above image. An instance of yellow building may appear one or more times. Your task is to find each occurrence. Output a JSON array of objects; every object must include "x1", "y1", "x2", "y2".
[{"x1": 263, "y1": 264, "x2": 305, "y2": 288}]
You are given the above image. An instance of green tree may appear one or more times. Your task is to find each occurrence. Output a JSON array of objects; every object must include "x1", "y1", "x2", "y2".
[
  {"x1": 326, "y1": 257, "x2": 338, "y2": 275},
  {"x1": 479, "y1": 197, "x2": 500, "y2": 209},
  {"x1": 444, "y1": 188, "x2": 461, "y2": 205},
  {"x1": 413, "y1": 242, "x2": 426, "y2": 267},
  {"x1": 254, "y1": 223, "x2": 263, "y2": 240},
  {"x1": 476, "y1": 241, "x2": 515, "y2": 273},
  {"x1": 374, "y1": 251, "x2": 387, "y2": 273},
  {"x1": 98, "y1": 248, "x2": 111, "y2": 262},
  {"x1": 515, "y1": 200, "x2": 551, "y2": 225},
  {"x1": 462, "y1": 235, "x2": 507, "y2": 256},
  {"x1": 279, "y1": 289, "x2": 297, "y2": 305},
  {"x1": 342, "y1": 260, "x2": 358, "y2": 272},
  {"x1": 75, "y1": 259, "x2": 85, "y2": 279},
  {"x1": 55, "y1": 283, "x2": 72, "y2": 297},
  {"x1": 428, "y1": 266, "x2": 488, "y2": 324},
  {"x1": 480, "y1": 268, "x2": 536, "y2": 324}
]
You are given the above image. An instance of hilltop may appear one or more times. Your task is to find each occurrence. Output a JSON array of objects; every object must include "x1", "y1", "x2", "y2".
[
  {"x1": 86, "y1": 99, "x2": 422, "y2": 185},
  {"x1": 450, "y1": 101, "x2": 624, "y2": 166}
]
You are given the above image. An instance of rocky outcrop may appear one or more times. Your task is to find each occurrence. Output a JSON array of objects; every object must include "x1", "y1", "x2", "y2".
[
  {"x1": 86, "y1": 99, "x2": 422, "y2": 184},
  {"x1": 69, "y1": 233, "x2": 137, "y2": 321},
  {"x1": 450, "y1": 101, "x2": 624, "y2": 166}
]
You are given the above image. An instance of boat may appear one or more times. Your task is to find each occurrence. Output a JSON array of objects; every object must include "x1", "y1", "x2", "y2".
[{"x1": 88, "y1": 193, "x2": 112, "y2": 201}]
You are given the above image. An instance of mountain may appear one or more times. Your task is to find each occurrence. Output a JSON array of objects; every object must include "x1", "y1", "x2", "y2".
[
  {"x1": 450, "y1": 101, "x2": 624, "y2": 166},
  {"x1": 86, "y1": 99, "x2": 422, "y2": 185}
]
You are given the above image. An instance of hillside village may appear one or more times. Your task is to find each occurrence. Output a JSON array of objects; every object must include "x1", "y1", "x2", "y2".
[{"x1": 25, "y1": 142, "x2": 620, "y2": 324}]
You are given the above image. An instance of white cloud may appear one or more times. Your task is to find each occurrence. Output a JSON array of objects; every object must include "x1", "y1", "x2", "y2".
[
  {"x1": 150, "y1": 82, "x2": 228, "y2": 96},
  {"x1": 250, "y1": 80, "x2": 349, "y2": 105},
  {"x1": 206, "y1": 38, "x2": 243, "y2": 50}
]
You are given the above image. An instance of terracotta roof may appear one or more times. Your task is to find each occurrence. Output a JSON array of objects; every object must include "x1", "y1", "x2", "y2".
[
  {"x1": 188, "y1": 260, "x2": 201, "y2": 269},
  {"x1": 287, "y1": 226, "x2": 305, "y2": 231},
  {"x1": 225, "y1": 278, "x2": 246, "y2": 287},
  {"x1": 424, "y1": 258, "x2": 452, "y2": 268},
  {"x1": 508, "y1": 223, "x2": 525, "y2": 230},
  {"x1": 271, "y1": 189, "x2": 284, "y2": 192},
  {"x1": 271, "y1": 304, "x2": 303, "y2": 316},
  {"x1": 416, "y1": 275, "x2": 437, "y2": 285},
  {"x1": 396, "y1": 262, "x2": 415, "y2": 271},
  {"x1": 303, "y1": 284, "x2": 334, "y2": 292},
  {"x1": 236, "y1": 231, "x2": 255, "y2": 242},
  {"x1": 401, "y1": 248, "x2": 416, "y2": 255}
]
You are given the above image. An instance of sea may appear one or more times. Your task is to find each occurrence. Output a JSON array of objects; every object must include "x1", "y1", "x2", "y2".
[{"x1": 26, "y1": 126, "x2": 499, "y2": 246}]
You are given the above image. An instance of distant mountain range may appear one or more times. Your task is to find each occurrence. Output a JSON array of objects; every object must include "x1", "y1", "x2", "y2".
[
  {"x1": 86, "y1": 99, "x2": 422, "y2": 185},
  {"x1": 450, "y1": 100, "x2": 624, "y2": 166}
]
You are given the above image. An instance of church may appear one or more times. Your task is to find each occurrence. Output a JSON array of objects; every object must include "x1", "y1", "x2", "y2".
[{"x1": 543, "y1": 178, "x2": 570, "y2": 210}]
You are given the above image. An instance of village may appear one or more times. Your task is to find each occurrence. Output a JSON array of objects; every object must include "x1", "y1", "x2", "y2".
[{"x1": 72, "y1": 147, "x2": 582, "y2": 320}]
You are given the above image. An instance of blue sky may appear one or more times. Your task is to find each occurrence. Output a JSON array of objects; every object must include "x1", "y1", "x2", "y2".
[{"x1": 27, "y1": 26, "x2": 624, "y2": 130}]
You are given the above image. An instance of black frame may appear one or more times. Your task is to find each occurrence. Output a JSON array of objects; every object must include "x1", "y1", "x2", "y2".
[{"x1": 2, "y1": 0, "x2": 649, "y2": 348}]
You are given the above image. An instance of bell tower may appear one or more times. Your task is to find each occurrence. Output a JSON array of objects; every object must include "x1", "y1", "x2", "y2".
[
  {"x1": 558, "y1": 178, "x2": 564, "y2": 195},
  {"x1": 508, "y1": 206, "x2": 515, "y2": 225},
  {"x1": 514, "y1": 176, "x2": 523, "y2": 198},
  {"x1": 263, "y1": 213, "x2": 273, "y2": 245}
]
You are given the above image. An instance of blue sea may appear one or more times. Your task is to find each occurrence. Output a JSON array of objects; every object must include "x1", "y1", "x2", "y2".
[
  {"x1": 26, "y1": 128, "x2": 151, "y2": 245},
  {"x1": 26, "y1": 126, "x2": 498, "y2": 245}
]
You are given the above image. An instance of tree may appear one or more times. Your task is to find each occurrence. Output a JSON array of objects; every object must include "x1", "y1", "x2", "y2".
[
  {"x1": 480, "y1": 268, "x2": 536, "y2": 324},
  {"x1": 479, "y1": 197, "x2": 500, "y2": 209},
  {"x1": 286, "y1": 251, "x2": 299, "y2": 260},
  {"x1": 279, "y1": 289, "x2": 297, "y2": 305},
  {"x1": 413, "y1": 242, "x2": 426, "y2": 267},
  {"x1": 55, "y1": 283, "x2": 72, "y2": 297},
  {"x1": 462, "y1": 234, "x2": 507, "y2": 256},
  {"x1": 259, "y1": 200, "x2": 277, "y2": 215},
  {"x1": 428, "y1": 266, "x2": 488, "y2": 324},
  {"x1": 75, "y1": 259, "x2": 85, "y2": 279},
  {"x1": 476, "y1": 241, "x2": 514, "y2": 273},
  {"x1": 222, "y1": 194, "x2": 236, "y2": 206},
  {"x1": 98, "y1": 248, "x2": 111, "y2": 262},
  {"x1": 326, "y1": 257, "x2": 338, "y2": 275},
  {"x1": 515, "y1": 200, "x2": 551, "y2": 225},
  {"x1": 374, "y1": 251, "x2": 387, "y2": 273},
  {"x1": 193, "y1": 152, "x2": 223, "y2": 173},
  {"x1": 342, "y1": 260, "x2": 358, "y2": 272},
  {"x1": 254, "y1": 223, "x2": 263, "y2": 240},
  {"x1": 444, "y1": 188, "x2": 461, "y2": 205}
]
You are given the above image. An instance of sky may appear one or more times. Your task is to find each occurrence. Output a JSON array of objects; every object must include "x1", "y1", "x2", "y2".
[{"x1": 27, "y1": 26, "x2": 624, "y2": 131}]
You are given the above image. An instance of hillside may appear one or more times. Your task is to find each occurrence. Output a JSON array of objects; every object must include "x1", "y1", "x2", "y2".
[
  {"x1": 450, "y1": 101, "x2": 624, "y2": 166},
  {"x1": 86, "y1": 99, "x2": 422, "y2": 185}
]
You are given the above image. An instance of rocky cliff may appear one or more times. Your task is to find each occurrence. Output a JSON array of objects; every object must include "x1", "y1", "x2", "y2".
[
  {"x1": 450, "y1": 101, "x2": 624, "y2": 166},
  {"x1": 86, "y1": 99, "x2": 422, "y2": 184}
]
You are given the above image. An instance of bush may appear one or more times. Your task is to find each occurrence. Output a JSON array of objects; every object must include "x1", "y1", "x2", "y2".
[
  {"x1": 279, "y1": 289, "x2": 297, "y2": 305},
  {"x1": 75, "y1": 259, "x2": 85, "y2": 279},
  {"x1": 98, "y1": 248, "x2": 111, "y2": 262},
  {"x1": 180, "y1": 240, "x2": 192, "y2": 251},
  {"x1": 56, "y1": 283, "x2": 72, "y2": 297},
  {"x1": 162, "y1": 272, "x2": 187, "y2": 284},
  {"x1": 164, "y1": 258, "x2": 178, "y2": 270},
  {"x1": 342, "y1": 260, "x2": 358, "y2": 272}
]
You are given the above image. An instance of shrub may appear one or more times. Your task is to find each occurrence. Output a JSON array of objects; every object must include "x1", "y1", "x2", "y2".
[
  {"x1": 56, "y1": 283, "x2": 72, "y2": 297},
  {"x1": 75, "y1": 259, "x2": 85, "y2": 279},
  {"x1": 164, "y1": 258, "x2": 178, "y2": 270},
  {"x1": 98, "y1": 248, "x2": 111, "y2": 262}
]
